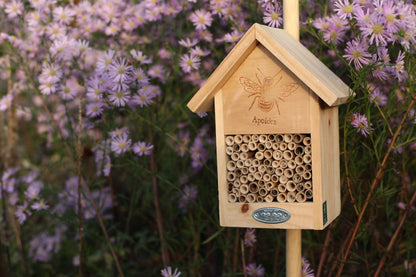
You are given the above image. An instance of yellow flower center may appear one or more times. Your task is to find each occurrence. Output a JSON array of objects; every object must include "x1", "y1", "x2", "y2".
[
  {"x1": 372, "y1": 24, "x2": 384, "y2": 35},
  {"x1": 352, "y1": 50, "x2": 362, "y2": 59},
  {"x1": 343, "y1": 5, "x2": 353, "y2": 13}
]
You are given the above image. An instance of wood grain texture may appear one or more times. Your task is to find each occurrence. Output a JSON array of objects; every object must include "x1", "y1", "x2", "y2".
[{"x1": 187, "y1": 23, "x2": 351, "y2": 113}]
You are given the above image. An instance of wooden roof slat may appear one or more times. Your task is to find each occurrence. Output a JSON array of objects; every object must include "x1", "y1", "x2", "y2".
[{"x1": 187, "y1": 23, "x2": 351, "y2": 113}]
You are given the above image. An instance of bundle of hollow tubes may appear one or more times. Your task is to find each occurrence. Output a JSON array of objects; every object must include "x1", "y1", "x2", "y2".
[{"x1": 225, "y1": 134, "x2": 312, "y2": 203}]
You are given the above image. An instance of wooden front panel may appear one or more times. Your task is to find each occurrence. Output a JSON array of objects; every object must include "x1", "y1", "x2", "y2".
[{"x1": 221, "y1": 45, "x2": 311, "y2": 135}]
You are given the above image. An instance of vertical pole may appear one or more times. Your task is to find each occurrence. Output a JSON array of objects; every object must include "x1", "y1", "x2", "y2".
[{"x1": 283, "y1": 1, "x2": 301, "y2": 277}]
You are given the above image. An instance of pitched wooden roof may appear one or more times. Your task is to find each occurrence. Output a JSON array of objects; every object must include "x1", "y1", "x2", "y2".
[{"x1": 187, "y1": 23, "x2": 351, "y2": 113}]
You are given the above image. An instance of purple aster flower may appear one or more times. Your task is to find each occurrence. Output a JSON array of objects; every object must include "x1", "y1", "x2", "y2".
[
  {"x1": 343, "y1": 38, "x2": 372, "y2": 70},
  {"x1": 108, "y1": 57, "x2": 133, "y2": 83},
  {"x1": 178, "y1": 38, "x2": 199, "y2": 48},
  {"x1": 189, "y1": 9, "x2": 212, "y2": 30},
  {"x1": 25, "y1": 180, "x2": 43, "y2": 200},
  {"x1": 111, "y1": 133, "x2": 131, "y2": 155},
  {"x1": 360, "y1": 14, "x2": 390, "y2": 46},
  {"x1": 301, "y1": 257, "x2": 315, "y2": 277},
  {"x1": 0, "y1": 94, "x2": 13, "y2": 111},
  {"x1": 40, "y1": 63, "x2": 62, "y2": 84},
  {"x1": 96, "y1": 50, "x2": 115, "y2": 73},
  {"x1": 130, "y1": 49, "x2": 152, "y2": 64},
  {"x1": 369, "y1": 87, "x2": 388, "y2": 106},
  {"x1": 132, "y1": 68, "x2": 149, "y2": 85},
  {"x1": 109, "y1": 127, "x2": 129, "y2": 139},
  {"x1": 132, "y1": 141, "x2": 153, "y2": 156},
  {"x1": 86, "y1": 76, "x2": 106, "y2": 101},
  {"x1": 350, "y1": 112, "x2": 372, "y2": 136},
  {"x1": 161, "y1": 266, "x2": 181, "y2": 277},
  {"x1": 53, "y1": 6, "x2": 75, "y2": 25},
  {"x1": 190, "y1": 46, "x2": 210, "y2": 57},
  {"x1": 179, "y1": 53, "x2": 201, "y2": 73},
  {"x1": 5, "y1": 0, "x2": 23, "y2": 19},
  {"x1": 15, "y1": 201, "x2": 32, "y2": 224},
  {"x1": 389, "y1": 51, "x2": 408, "y2": 82},
  {"x1": 59, "y1": 79, "x2": 78, "y2": 100},
  {"x1": 108, "y1": 89, "x2": 131, "y2": 107},
  {"x1": 244, "y1": 228, "x2": 257, "y2": 247},
  {"x1": 86, "y1": 101, "x2": 104, "y2": 118},
  {"x1": 246, "y1": 263, "x2": 265, "y2": 277},
  {"x1": 148, "y1": 64, "x2": 166, "y2": 81},
  {"x1": 334, "y1": 0, "x2": 361, "y2": 20},
  {"x1": 263, "y1": 4, "x2": 283, "y2": 28},
  {"x1": 31, "y1": 199, "x2": 49, "y2": 211},
  {"x1": 178, "y1": 185, "x2": 198, "y2": 211},
  {"x1": 132, "y1": 89, "x2": 155, "y2": 108}
]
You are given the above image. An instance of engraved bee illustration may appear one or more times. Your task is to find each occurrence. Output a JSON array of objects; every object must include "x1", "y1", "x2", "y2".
[{"x1": 239, "y1": 68, "x2": 299, "y2": 114}]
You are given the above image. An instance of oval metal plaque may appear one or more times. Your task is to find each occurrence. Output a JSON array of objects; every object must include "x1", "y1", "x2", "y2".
[{"x1": 252, "y1": 207, "x2": 291, "y2": 224}]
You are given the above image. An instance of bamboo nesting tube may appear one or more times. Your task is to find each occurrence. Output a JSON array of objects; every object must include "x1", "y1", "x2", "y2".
[
  {"x1": 247, "y1": 173, "x2": 255, "y2": 182},
  {"x1": 242, "y1": 134, "x2": 251, "y2": 143},
  {"x1": 249, "y1": 182, "x2": 259, "y2": 193},
  {"x1": 234, "y1": 134, "x2": 243, "y2": 144},
  {"x1": 231, "y1": 152, "x2": 239, "y2": 161},
  {"x1": 246, "y1": 193, "x2": 257, "y2": 203},
  {"x1": 226, "y1": 146, "x2": 234, "y2": 155},
  {"x1": 244, "y1": 158, "x2": 252, "y2": 167},
  {"x1": 225, "y1": 135, "x2": 235, "y2": 146},
  {"x1": 266, "y1": 166, "x2": 274, "y2": 175},
  {"x1": 295, "y1": 191, "x2": 306, "y2": 203},
  {"x1": 273, "y1": 150, "x2": 282, "y2": 160},
  {"x1": 227, "y1": 172, "x2": 236, "y2": 182},
  {"x1": 233, "y1": 144, "x2": 240, "y2": 152},
  {"x1": 287, "y1": 160, "x2": 297, "y2": 169},
  {"x1": 236, "y1": 160, "x2": 244, "y2": 169},
  {"x1": 258, "y1": 187, "x2": 268, "y2": 197},
  {"x1": 248, "y1": 141, "x2": 257, "y2": 151},
  {"x1": 284, "y1": 134, "x2": 293, "y2": 143},
  {"x1": 278, "y1": 183, "x2": 287, "y2": 193},
  {"x1": 287, "y1": 191, "x2": 296, "y2": 203},
  {"x1": 228, "y1": 193, "x2": 237, "y2": 203},
  {"x1": 271, "y1": 174, "x2": 279, "y2": 183},
  {"x1": 305, "y1": 189, "x2": 313, "y2": 199},
  {"x1": 241, "y1": 167, "x2": 249, "y2": 175},
  {"x1": 303, "y1": 171, "x2": 312, "y2": 180},
  {"x1": 288, "y1": 141, "x2": 296, "y2": 151},
  {"x1": 259, "y1": 134, "x2": 268, "y2": 143},
  {"x1": 227, "y1": 161, "x2": 236, "y2": 171},
  {"x1": 240, "y1": 175, "x2": 248, "y2": 184},
  {"x1": 251, "y1": 134, "x2": 259, "y2": 142},
  {"x1": 255, "y1": 151, "x2": 264, "y2": 160},
  {"x1": 277, "y1": 192, "x2": 287, "y2": 202},
  {"x1": 240, "y1": 144, "x2": 249, "y2": 153},
  {"x1": 265, "y1": 182, "x2": 275, "y2": 191},
  {"x1": 270, "y1": 188, "x2": 279, "y2": 196},
  {"x1": 286, "y1": 181, "x2": 296, "y2": 192},
  {"x1": 279, "y1": 142, "x2": 288, "y2": 151},
  {"x1": 265, "y1": 194, "x2": 275, "y2": 202},
  {"x1": 272, "y1": 143, "x2": 279, "y2": 150}
]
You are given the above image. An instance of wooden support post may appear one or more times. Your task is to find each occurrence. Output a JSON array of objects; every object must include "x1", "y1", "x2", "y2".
[
  {"x1": 286, "y1": 229, "x2": 302, "y2": 277},
  {"x1": 283, "y1": 0, "x2": 302, "y2": 276}
]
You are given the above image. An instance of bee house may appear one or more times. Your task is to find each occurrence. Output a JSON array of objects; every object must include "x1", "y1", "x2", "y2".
[{"x1": 187, "y1": 24, "x2": 350, "y2": 230}]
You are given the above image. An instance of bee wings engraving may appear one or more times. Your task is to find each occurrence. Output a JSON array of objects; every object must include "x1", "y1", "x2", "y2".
[{"x1": 239, "y1": 68, "x2": 299, "y2": 114}]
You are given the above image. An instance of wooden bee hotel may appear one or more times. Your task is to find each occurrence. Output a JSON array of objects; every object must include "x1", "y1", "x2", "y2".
[{"x1": 187, "y1": 23, "x2": 350, "y2": 230}]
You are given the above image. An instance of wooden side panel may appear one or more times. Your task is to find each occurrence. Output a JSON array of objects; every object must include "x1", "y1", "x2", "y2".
[
  {"x1": 214, "y1": 91, "x2": 229, "y2": 226},
  {"x1": 221, "y1": 45, "x2": 311, "y2": 135},
  {"x1": 310, "y1": 93, "x2": 341, "y2": 229},
  {"x1": 319, "y1": 104, "x2": 341, "y2": 227},
  {"x1": 310, "y1": 94, "x2": 323, "y2": 229}
]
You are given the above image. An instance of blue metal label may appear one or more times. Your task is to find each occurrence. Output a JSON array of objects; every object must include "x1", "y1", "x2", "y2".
[{"x1": 252, "y1": 207, "x2": 291, "y2": 224}]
